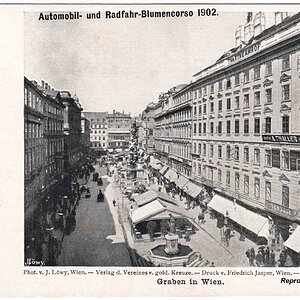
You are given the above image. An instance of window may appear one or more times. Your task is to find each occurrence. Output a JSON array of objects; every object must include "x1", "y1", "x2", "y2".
[
  {"x1": 203, "y1": 86, "x2": 207, "y2": 96},
  {"x1": 265, "y1": 181, "x2": 271, "y2": 201},
  {"x1": 210, "y1": 122, "x2": 214, "y2": 134},
  {"x1": 235, "y1": 96, "x2": 240, "y2": 109},
  {"x1": 244, "y1": 147, "x2": 249, "y2": 163},
  {"x1": 194, "y1": 90, "x2": 198, "y2": 99},
  {"x1": 265, "y1": 149, "x2": 271, "y2": 166},
  {"x1": 203, "y1": 104, "x2": 207, "y2": 114},
  {"x1": 194, "y1": 106, "x2": 197, "y2": 116},
  {"x1": 218, "y1": 121, "x2": 222, "y2": 134},
  {"x1": 210, "y1": 102, "x2": 214, "y2": 113},
  {"x1": 211, "y1": 84, "x2": 214, "y2": 94},
  {"x1": 226, "y1": 145, "x2": 231, "y2": 160},
  {"x1": 24, "y1": 88, "x2": 28, "y2": 105},
  {"x1": 235, "y1": 74, "x2": 240, "y2": 86},
  {"x1": 198, "y1": 163, "x2": 201, "y2": 175},
  {"x1": 265, "y1": 117, "x2": 271, "y2": 134},
  {"x1": 244, "y1": 175, "x2": 249, "y2": 194},
  {"x1": 282, "y1": 116, "x2": 289, "y2": 134},
  {"x1": 198, "y1": 143, "x2": 201, "y2": 155},
  {"x1": 28, "y1": 91, "x2": 32, "y2": 107},
  {"x1": 193, "y1": 123, "x2": 197, "y2": 134},
  {"x1": 218, "y1": 145, "x2": 222, "y2": 159},
  {"x1": 198, "y1": 105, "x2": 202, "y2": 115},
  {"x1": 218, "y1": 169, "x2": 222, "y2": 182},
  {"x1": 210, "y1": 144, "x2": 214, "y2": 157},
  {"x1": 218, "y1": 100, "x2": 222, "y2": 111},
  {"x1": 254, "y1": 91, "x2": 261, "y2": 106},
  {"x1": 282, "y1": 54, "x2": 290, "y2": 70},
  {"x1": 226, "y1": 79, "x2": 231, "y2": 90},
  {"x1": 272, "y1": 149, "x2": 281, "y2": 168},
  {"x1": 203, "y1": 122, "x2": 207, "y2": 134},
  {"x1": 203, "y1": 144, "x2": 206, "y2": 156},
  {"x1": 226, "y1": 120, "x2": 231, "y2": 134},
  {"x1": 282, "y1": 151, "x2": 290, "y2": 170},
  {"x1": 282, "y1": 84, "x2": 290, "y2": 101},
  {"x1": 244, "y1": 119, "x2": 249, "y2": 134},
  {"x1": 254, "y1": 66, "x2": 261, "y2": 80},
  {"x1": 227, "y1": 98, "x2": 231, "y2": 110},
  {"x1": 235, "y1": 173, "x2": 240, "y2": 190},
  {"x1": 226, "y1": 171, "x2": 230, "y2": 186},
  {"x1": 254, "y1": 118, "x2": 260, "y2": 134},
  {"x1": 290, "y1": 150, "x2": 300, "y2": 171},
  {"x1": 244, "y1": 70, "x2": 250, "y2": 83},
  {"x1": 254, "y1": 148, "x2": 260, "y2": 165},
  {"x1": 198, "y1": 123, "x2": 202, "y2": 134},
  {"x1": 266, "y1": 88, "x2": 272, "y2": 103},
  {"x1": 244, "y1": 94, "x2": 250, "y2": 107},
  {"x1": 218, "y1": 80, "x2": 223, "y2": 91},
  {"x1": 265, "y1": 61, "x2": 272, "y2": 76},
  {"x1": 234, "y1": 146, "x2": 239, "y2": 161},
  {"x1": 235, "y1": 120, "x2": 240, "y2": 134},
  {"x1": 282, "y1": 186, "x2": 289, "y2": 207},
  {"x1": 254, "y1": 178, "x2": 260, "y2": 198}
]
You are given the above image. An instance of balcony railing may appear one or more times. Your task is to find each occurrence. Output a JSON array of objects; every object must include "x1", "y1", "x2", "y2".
[{"x1": 265, "y1": 200, "x2": 296, "y2": 219}]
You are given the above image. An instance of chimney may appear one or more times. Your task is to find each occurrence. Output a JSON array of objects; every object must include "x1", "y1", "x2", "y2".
[
  {"x1": 113, "y1": 109, "x2": 115, "y2": 115},
  {"x1": 48, "y1": 84, "x2": 51, "y2": 91},
  {"x1": 45, "y1": 82, "x2": 48, "y2": 90},
  {"x1": 41, "y1": 80, "x2": 45, "y2": 88},
  {"x1": 247, "y1": 12, "x2": 253, "y2": 23}
]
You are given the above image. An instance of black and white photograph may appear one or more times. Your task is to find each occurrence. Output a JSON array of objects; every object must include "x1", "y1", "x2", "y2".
[{"x1": 23, "y1": 7, "x2": 300, "y2": 270}]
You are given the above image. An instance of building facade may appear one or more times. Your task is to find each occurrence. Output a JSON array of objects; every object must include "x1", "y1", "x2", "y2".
[
  {"x1": 153, "y1": 84, "x2": 192, "y2": 177},
  {"x1": 83, "y1": 112, "x2": 108, "y2": 155},
  {"x1": 107, "y1": 110, "x2": 132, "y2": 153},
  {"x1": 61, "y1": 91, "x2": 83, "y2": 172},
  {"x1": 185, "y1": 12, "x2": 300, "y2": 241},
  {"x1": 81, "y1": 116, "x2": 91, "y2": 153}
]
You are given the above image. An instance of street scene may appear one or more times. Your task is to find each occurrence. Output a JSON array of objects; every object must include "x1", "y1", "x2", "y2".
[{"x1": 24, "y1": 10, "x2": 300, "y2": 267}]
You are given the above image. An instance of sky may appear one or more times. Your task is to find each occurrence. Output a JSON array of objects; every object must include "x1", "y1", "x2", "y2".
[{"x1": 25, "y1": 7, "x2": 248, "y2": 116}]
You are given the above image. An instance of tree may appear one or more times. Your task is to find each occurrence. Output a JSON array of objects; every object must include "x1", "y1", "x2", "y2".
[
  {"x1": 160, "y1": 219, "x2": 170, "y2": 236},
  {"x1": 146, "y1": 221, "x2": 157, "y2": 241}
]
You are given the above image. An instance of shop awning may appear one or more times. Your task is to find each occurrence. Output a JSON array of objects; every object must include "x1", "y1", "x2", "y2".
[
  {"x1": 159, "y1": 165, "x2": 169, "y2": 175},
  {"x1": 284, "y1": 226, "x2": 300, "y2": 253},
  {"x1": 175, "y1": 175, "x2": 189, "y2": 189},
  {"x1": 208, "y1": 194, "x2": 269, "y2": 239},
  {"x1": 164, "y1": 168, "x2": 178, "y2": 182},
  {"x1": 182, "y1": 181, "x2": 203, "y2": 198}
]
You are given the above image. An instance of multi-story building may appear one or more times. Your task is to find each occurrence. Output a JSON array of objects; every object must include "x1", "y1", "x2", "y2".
[
  {"x1": 107, "y1": 110, "x2": 132, "y2": 153},
  {"x1": 81, "y1": 115, "x2": 91, "y2": 153},
  {"x1": 184, "y1": 12, "x2": 300, "y2": 242},
  {"x1": 154, "y1": 84, "x2": 191, "y2": 176},
  {"x1": 140, "y1": 102, "x2": 156, "y2": 154},
  {"x1": 24, "y1": 77, "x2": 46, "y2": 221},
  {"x1": 83, "y1": 112, "x2": 108, "y2": 155},
  {"x1": 61, "y1": 92, "x2": 83, "y2": 172}
]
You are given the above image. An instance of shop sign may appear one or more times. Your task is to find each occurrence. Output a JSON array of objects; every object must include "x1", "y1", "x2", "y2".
[
  {"x1": 228, "y1": 42, "x2": 261, "y2": 64},
  {"x1": 262, "y1": 135, "x2": 300, "y2": 143}
]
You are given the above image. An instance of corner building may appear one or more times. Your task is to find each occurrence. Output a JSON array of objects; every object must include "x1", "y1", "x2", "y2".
[{"x1": 185, "y1": 12, "x2": 300, "y2": 244}]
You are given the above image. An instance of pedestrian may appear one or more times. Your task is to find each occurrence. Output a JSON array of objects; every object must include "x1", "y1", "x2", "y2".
[
  {"x1": 265, "y1": 247, "x2": 270, "y2": 266},
  {"x1": 256, "y1": 251, "x2": 263, "y2": 267},
  {"x1": 270, "y1": 250, "x2": 276, "y2": 267},
  {"x1": 113, "y1": 199, "x2": 116, "y2": 207},
  {"x1": 210, "y1": 262, "x2": 215, "y2": 267}
]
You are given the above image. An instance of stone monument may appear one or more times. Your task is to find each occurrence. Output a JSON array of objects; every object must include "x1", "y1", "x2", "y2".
[{"x1": 164, "y1": 214, "x2": 179, "y2": 255}]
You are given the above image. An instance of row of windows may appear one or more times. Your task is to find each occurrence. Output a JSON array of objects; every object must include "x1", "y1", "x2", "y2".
[
  {"x1": 91, "y1": 130, "x2": 106, "y2": 134},
  {"x1": 24, "y1": 146, "x2": 43, "y2": 175},
  {"x1": 24, "y1": 87, "x2": 64, "y2": 116},
  {"x1": 193, "y1": 85, "x2": 290, "y2": 117},
  {"x1": 91, "y1": 142, "x2": 106, "y2": 148},
  {"x1": 24, "y1": 122, "x2": 43, "y2": 139},
  {"x1": 193, "y1": 143, "x2": 300, "y2": 171},
  {"x1": 91, "y1": 136, "x2": 106, "y2": 141},
  {"x1": 190, "y1": 55, "x2": 291, "y2": 99},
  {"x1": 196, "y1": 165, "x2": 290, "y2": 207},
  {"x1": 91, "y1": 124, "x2": 108, "y2": 129},
  {"x1": 193, "y1": 115, "x2": 290, "y2": 135},
  {"x1": 108, "y1": 142, "x2": 129, "y2": 147}
]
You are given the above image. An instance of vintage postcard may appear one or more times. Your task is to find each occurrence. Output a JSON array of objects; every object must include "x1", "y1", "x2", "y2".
[{"x1": 1, "y1": 2, "x2": 300, "y2": 297}]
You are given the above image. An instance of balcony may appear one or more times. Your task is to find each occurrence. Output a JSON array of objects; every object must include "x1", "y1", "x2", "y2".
[{"x1": 265, "y1": 200, "x2": 297, "y2": 220}]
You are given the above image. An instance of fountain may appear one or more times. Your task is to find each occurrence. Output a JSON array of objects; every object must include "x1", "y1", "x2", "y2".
[{"x1": 147, "y1": 214, "x2": 203, "y2": 267}]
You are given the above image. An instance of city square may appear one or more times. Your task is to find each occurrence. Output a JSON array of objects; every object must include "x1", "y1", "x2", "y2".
[{"x1": 24, "y1": 10, "x2": 300, "y2": 267}]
